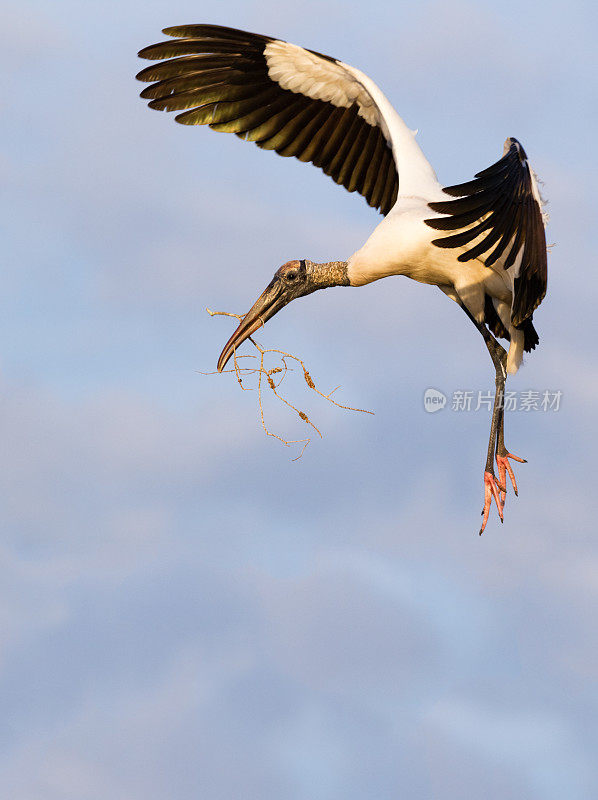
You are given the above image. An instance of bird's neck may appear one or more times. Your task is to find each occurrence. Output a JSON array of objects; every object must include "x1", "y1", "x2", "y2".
[{"x1": 306, "y1": 260, "x2": 350, "y2": 289}]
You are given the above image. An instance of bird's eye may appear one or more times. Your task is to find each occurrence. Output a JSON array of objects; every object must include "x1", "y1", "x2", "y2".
[{"x1": 285, "y1": 271, "x2": 298, "y2": 282}]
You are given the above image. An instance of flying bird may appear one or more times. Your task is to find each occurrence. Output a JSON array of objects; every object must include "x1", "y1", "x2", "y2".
[{"x1": 137, "y1": 24, "x2": 548, "y2": 533}]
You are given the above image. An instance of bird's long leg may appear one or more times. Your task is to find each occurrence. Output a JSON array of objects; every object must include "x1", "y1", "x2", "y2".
[
  {"x1": 481, "y1": 334, "x2": 509, "y2": 533},
  {"x1": 495, "y1": 403, "x2": 527, "y2": 504},
  {"x1": 478, "y1": 338, "x2": 526, "y2": 524},
  {"x1": 458, "y1": 305, "x2": 509, "y2": 533}
]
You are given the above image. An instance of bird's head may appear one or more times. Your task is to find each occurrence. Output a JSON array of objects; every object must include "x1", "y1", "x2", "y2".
[{"x1": 217, "y1": 260, "x2": 317, "y2": 372}]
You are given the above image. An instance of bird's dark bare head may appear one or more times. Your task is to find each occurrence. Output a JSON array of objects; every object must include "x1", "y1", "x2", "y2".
[
  {"x1": 274, "y1": 259, "x2": 312, "y2": 298},
  {"x1": 217, "y1": 260, "x2": 315, "y2": 372},
  {"x1": 217, "y1": 258, "x2": 348, "y2": 372}
]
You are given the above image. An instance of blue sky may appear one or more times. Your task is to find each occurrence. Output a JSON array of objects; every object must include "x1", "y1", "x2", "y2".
[{"x1": 2, "y1": 0, "x2": 597, "y2": 797}]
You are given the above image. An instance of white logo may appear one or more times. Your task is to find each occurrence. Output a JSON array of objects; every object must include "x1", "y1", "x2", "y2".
[{"x1": 423, "y1": 388, "x2": 447, "y2": 413}]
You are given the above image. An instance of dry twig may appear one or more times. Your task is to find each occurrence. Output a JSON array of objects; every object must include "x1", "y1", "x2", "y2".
[{"x1": 202, "y1": 308, "x2": 373, "y2": 459}]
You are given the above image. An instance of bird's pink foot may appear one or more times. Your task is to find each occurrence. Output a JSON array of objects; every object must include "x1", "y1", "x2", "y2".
[
  {"x1": 480, "y1": 471, "x2": 505, "y2": 535},
  {"x1": 496, "y1": 451, "x2": 527, "y2": 504}
]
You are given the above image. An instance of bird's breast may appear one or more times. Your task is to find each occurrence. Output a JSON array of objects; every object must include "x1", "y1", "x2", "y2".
[{"x1": 347, "y1": 200, "x2": 456, "y2": 287}]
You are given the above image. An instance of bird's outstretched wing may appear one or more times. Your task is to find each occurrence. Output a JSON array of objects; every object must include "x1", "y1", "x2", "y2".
[
  {"x1": 137, "y1": 24, "x2": 439, "y2": 216},
  {"x1": 425, "y1": 138, "x2": 547, "y2": 326}
]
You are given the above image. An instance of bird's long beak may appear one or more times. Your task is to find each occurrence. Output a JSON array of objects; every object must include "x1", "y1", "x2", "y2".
[{"x1": 217, "y1": 279, "x2": 286, "y2": 372}]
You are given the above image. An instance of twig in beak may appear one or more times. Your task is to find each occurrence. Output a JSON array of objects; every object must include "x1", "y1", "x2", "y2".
[{"x1": 201, "y1": 307, "x2": 374, "y2": 459}]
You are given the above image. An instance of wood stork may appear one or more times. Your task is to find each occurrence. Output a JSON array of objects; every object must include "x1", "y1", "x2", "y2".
[{"x1": 137, "y1": 24, "x2": 548, "y2": 534}]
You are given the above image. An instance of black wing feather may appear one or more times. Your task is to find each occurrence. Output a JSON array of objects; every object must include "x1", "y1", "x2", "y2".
[
  {"x1": 137, "y1": 24, "x2": 398, "y2": 215},
  {"x1": 425, "y1": 138, "x2": 547, "y2": 326}
]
